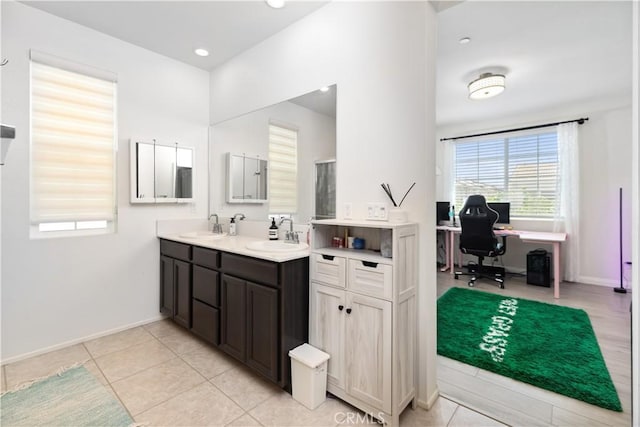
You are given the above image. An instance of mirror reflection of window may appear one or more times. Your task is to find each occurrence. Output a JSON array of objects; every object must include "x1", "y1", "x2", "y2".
[{"x1": 269, "y1": 124, "x2": 298, "y2": 214}]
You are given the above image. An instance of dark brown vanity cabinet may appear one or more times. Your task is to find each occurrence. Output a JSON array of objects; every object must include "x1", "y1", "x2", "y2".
[
  {"x1": 160, "y1": 241, "x2": 192, "y2": 329},
  {"x1": 159, "y1": 238, "x2": 309, "y2": 391},
  {"x1": 220, "y1": 272, "x2": 279, "y2": 382}
]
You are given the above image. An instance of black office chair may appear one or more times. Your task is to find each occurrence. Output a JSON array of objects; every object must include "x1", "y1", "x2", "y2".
[{"x1": 454, "y1": 195, "x2": 507, "y2": 289}]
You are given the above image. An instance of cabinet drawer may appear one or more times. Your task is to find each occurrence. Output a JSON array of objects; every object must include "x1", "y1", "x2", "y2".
[
  {"x1": 193, "y1": 246, "x2": 220, "y2": 269},
  {"x1": 221, "y1": 253, "x2": 278, "y2": 287},
  {"x1": 348, "y1": 259, "x2": 393, "y2": 299},
  {"x1": 191, "y1": 300, "x2": 219, "y2": 345},
  {"x1": 193, "y1": 265, "x2": 219, "y2": 307},
  {"x1": 160, "y1": 240, "x2": 191, "y2": 262},
  {"x1": 311, "y1": 253, "x2": 346, "y2": 288}
]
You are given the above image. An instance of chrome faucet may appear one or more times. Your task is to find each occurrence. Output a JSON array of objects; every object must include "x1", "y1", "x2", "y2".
[
  {"x1": 209, "y1": 214, "x2": 223, "y2": 234},
  {"x1": 279, "y1": 218, "x2": 299, "y2": 243}
]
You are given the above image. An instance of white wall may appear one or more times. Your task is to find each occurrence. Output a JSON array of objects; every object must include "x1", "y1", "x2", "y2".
[
  {"x1": 210, "y1": 1, "x2": 438, "y2": 406},
  {"x1": 210, "y1": 100, "x2": 336, "y2": 223},
  {"x1": 437, "y1": 102, "x2": 633, "y2": 287},
  {"x1": 1, "y1": 1, "x2": 210, "y2": 361}
]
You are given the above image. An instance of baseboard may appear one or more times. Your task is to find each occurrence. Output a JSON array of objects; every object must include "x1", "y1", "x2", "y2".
[
  {"x1": 416, "y1": 388, "x2": 440, "y2": 410},
  {"x1": 576, "y1": 275, "x2": 626, "y2": 288},
  {"x1": 0, "y1": 315, "x2": 166, "y2": 366}
]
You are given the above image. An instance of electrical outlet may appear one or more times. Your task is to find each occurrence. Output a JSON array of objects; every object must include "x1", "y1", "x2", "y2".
[
  {"x1": 344, "y1": 203, "x2": 353, "y2": 219},
  {"x1": 367, "y1": 203, "x2": 388, "y2": 220}
]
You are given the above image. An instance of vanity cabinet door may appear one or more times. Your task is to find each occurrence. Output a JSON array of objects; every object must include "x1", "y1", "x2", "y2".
[
  {"x1": 160, "y1": 255, "x2": 174, "y2": 316},
  {"x1": 160, "y1": 255, "x2": 191, "y2": 329},
  {"x1": 220, "y1": 274, "x2": 246, "y2": 361},
  {"x1": 173, "y1": 259, "x2": 192, "y2": 329},
  {"x1": 246, "y1": 281, "x2": 279, "y2": 382}
]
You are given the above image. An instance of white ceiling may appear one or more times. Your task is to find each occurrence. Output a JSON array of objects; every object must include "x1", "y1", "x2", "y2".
[
  {"x1": 437, "y1": 1, "x2": 633, "y2": 128},
  {"x1": 20, "y1": 1, "x2": 328, "y2": 70},
  {"x1": 18, "y1": 1, "x2": 633, "y2": 128}
]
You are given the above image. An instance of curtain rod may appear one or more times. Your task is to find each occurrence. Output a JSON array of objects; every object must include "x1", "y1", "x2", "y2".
[{"x1": 440, "y1": 117, "x2": 589, "y2": 142}]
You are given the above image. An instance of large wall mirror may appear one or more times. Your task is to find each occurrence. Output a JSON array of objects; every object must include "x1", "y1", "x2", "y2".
[
  {"x1": 130, "y1": 139, "x2": 194, "y2": 204},
  {"x1": 210, "y1": 85, "x2": 337, "y2": 221}
]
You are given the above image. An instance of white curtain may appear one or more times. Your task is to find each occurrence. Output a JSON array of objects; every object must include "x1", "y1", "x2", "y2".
[{"x1": 555, "y1": 122, "x2": 580, "y2": 282}]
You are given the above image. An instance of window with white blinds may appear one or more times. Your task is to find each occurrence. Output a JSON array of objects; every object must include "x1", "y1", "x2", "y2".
[
  {"x1": 268, "y1": 124, "x2": 298, "y2": 213},
  {"x1": 30, "y1": 54, "x2": 117, "y2": 234},
  {"x1": 454, "y1": 131, "x2": 558, "y2": 217}
]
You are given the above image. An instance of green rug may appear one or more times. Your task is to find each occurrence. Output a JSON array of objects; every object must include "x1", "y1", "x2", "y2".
[
  {"x1": 1, "y1": 365, "x2": 134, "y2": 426},
  {"x1": 437, "y1": 287, "x2": 622, "y2": 412}
]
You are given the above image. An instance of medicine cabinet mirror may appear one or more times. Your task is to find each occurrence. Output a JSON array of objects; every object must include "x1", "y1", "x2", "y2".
[
  {"x1": 226, "y1": 153, "x2": 268, "y2": 203},
  {"x1": 130, "y1": 139, "x2": 194, "y2": 204}
]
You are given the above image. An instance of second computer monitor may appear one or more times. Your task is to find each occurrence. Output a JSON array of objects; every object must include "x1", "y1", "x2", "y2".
[
  {"x1": 488, "y1": 202, "x2": 510, "y2": 225},
  {"x1": 436, "y1": 201, "x2": 450, "y2": 224}
]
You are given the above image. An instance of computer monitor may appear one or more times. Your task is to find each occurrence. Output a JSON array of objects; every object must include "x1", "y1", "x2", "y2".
[
  {"x1": 488, "y1": 202, "x2": 510, "y2": 225},
  {"x1": 436, "y1": 201, "x2": 450, "y2": 224}
]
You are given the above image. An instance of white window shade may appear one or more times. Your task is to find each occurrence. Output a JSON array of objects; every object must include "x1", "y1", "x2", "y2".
[
  {"x1": 454, "y1": 131, "x2": 558, "y2": 217},
  {"x1": 269, "y1": 124, "x2": 298, "y2": 213},
  {"x1": 30, "y1": 60, "x2": 116, "y2": 224}
]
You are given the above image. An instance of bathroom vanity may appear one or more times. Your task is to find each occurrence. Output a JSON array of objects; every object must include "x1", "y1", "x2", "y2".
[{"x1": 158, "y1": 234, "x2": 309, "y2": 391}]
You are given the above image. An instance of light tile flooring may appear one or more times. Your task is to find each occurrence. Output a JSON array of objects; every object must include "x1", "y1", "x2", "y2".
[
  {"x1": 1, "y1": 316, "x2": 504, "y2": 427},
  {"x1": 437, "y1": 271, "x2": 633, "y2": 427},
  {"x1": 1, "y1": 273, "x2": 631, "y2": 426}
]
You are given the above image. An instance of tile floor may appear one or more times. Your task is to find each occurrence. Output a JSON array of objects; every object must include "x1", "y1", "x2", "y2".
[
  {"x1": 1, "y1": 318, "x2": 505, "y2": 427},
  {"x1": 2, "y1": 273, "x2": 629, "y2": 426}
]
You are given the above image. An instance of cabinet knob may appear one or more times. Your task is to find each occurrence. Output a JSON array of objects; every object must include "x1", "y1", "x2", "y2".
[
  {"x1": 346, "y1": 308, "x2": 352, "y2": 314},
  {"x1": 338, "y1": 305, "x2": 344, "y2": 311}
]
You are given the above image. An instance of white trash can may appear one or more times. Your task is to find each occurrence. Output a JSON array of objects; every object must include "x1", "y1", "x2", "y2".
[{"x1": 288, "y1": 343, "x2": 331, "y2": 410}]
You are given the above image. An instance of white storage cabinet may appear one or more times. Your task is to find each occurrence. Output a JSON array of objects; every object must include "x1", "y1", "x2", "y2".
[{"x1": 309, "y1": 219, "x2": 417, "y2": 426}]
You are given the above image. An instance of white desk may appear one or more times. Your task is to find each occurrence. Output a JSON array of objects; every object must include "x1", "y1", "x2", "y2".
[{"x1": 437, "y1": 225, "x2": 567, "y2": 299}]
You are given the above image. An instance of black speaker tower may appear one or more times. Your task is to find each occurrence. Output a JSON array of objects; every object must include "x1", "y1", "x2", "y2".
[{"x1": 614, "y1": 187, "x2": 627, "y2": 294}]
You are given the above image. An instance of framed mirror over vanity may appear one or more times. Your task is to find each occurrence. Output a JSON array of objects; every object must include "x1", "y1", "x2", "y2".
[{"x1": 130, "y1": 139, "x2": 194, "y2": 204}]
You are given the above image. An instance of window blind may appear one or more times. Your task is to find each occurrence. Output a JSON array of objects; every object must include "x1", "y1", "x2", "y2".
[
  {"x1": 454, "y1": 132, "x2": 558, "y2": 217},
  {"x1": 30, "y1": 60, "x2": 116, "y2": 224},
  {"x1": 268, "y1": 124, "x2": 298, "y2": 213}
]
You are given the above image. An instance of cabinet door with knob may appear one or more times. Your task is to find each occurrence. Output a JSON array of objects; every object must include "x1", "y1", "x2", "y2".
[
  {"x1": 309, "y1": 282, "x2": 345, "y2": 388},
  {"x1": 345, "y1": 292, "x2": 391, "y2": 413}
]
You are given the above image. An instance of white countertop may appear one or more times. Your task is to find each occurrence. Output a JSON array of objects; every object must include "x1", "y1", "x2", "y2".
[{"x1": 158, "y1": 233, "x2": 310, "y2": 263}]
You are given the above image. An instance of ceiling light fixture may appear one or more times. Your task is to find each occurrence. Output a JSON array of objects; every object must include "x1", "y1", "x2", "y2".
[
  {"x1": 266, "y1": 0, "x2": 285, "y2": 9},
  {"x1": 459, "y1": 37, "x2": 471, "y2": 44},
  {"x1": 468, "y1": 73, "x2": 506, "y2": 100},
  {"x1": 194, "y1": 48, "x2": 209, "y2": 57}
]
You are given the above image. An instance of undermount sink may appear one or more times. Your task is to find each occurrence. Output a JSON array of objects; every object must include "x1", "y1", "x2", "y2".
[
  {"x1": 246, "y1": 240, "x2": 309, "y2": 253},
  {"x1": 179, "y1": 231, "x2": 227, "y2": 240}
]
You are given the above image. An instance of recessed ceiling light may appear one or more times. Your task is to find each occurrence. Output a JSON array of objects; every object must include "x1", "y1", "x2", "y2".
[
  {"x1": 319, "y1": 86, "x2": 330, "y2": 92},
  {"x1": 459, "y1": 37, "x2": 471, "y2": 44},
  {"x1": 266, "y1": 0, "x2": 285, "y2": 9},
  {"x1": 194, "y1": 48, "x2": 209, "y2": 57}
]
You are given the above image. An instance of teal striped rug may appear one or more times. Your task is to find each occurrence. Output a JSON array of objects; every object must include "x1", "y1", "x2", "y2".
[{"x1": 1, "y1": 365, "x2": 134, "y2": 426}]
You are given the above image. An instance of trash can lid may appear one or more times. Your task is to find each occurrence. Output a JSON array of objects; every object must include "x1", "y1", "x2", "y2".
[{"x1": 288, "y1": 343, "x2": 330, "y2": 368}]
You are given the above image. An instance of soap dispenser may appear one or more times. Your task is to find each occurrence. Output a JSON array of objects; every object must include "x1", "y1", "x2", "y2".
[
  {"x1": 269, "y1": 218, "x2": 279, "y2": 240},
  {"x1": 229, "y1": 217, "x2": 237, "y2": 236}
]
